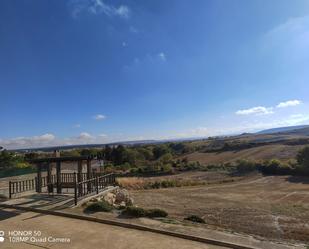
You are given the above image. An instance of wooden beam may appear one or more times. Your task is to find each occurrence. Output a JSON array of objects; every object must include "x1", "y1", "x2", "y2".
[
  {"x1": 36, "y1": 164, "x2": 42, "y2": 193},
  {"x1": 87, "y1": 160, "x2": 92, "y2": 178},
  {"x1": 56, "y1": 161, "x2": 61, "y2": 194},
  {"x1": 47, "y1": 163, "x2": 52, "y2": 184},
  {"x1": 77, "y1": 160, "x2": 83, "y2": 195},
  {"x1": 87, "y1": 159, "x2": 91, "y2": 192},
  {"x1": 29, "y1": 155, "x2": 93, "y2": 164}
]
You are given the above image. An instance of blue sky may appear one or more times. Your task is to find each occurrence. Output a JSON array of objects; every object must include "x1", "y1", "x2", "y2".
[{"x1": 0, "y1": 0, "x2": 309, "y2": 149}]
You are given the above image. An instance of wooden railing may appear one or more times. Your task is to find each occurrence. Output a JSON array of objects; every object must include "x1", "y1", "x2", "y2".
[
  {"x1": 9, "y1": 172, "x2": 115, "y2": 201},
  {"x1": 9, "y1": 178, "x2": 36, "y2": 198},
  {"x1": 74, "y1": 173, "x2": 115, "y2": 205}
]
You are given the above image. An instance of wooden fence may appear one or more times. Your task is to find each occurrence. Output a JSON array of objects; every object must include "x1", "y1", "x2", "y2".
[
  {"x1": 74, "y1": 173, "x2": 115, "y2": 205},
  {"x1": 9, "y1": 178, "x2": 36, "y2": 198},
  {"x1": 9, "y1": 172, "x2": 115, "y2": 204}
]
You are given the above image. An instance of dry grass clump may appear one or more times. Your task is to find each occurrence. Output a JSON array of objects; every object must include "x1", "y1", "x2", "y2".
[
  {"x1": 117, "y1": 177, "x2": 208, "y2": 190},
  {"x1": 116, "y1": 177, "x2": 146, "y2": 190}
]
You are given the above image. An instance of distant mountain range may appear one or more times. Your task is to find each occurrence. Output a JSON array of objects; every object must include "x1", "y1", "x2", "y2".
[
  {"x1": 9, "y1": 124, "x2": 309, "y2": 152},
  {"x1": 257, "y1": 125, "x2": 309, "y2": 135},
  {"x1": 13, "y1": 140, "x2": 158, "y2": 152}
]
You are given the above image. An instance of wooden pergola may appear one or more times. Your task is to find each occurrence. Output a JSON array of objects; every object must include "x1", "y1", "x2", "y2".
[{"x1": 29, "y1": 155, "x2": 95, "y2": 194}]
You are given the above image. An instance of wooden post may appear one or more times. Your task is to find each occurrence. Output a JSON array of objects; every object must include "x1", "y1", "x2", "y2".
[
  {"x1": 37, "y1": 164, "x2": 42, "y2": 193},
  {"x1": 87, "y1": 159, "x2": 91, "y2": 192},
  {"x1": 9, "y1": 181, "x2": 12, "y2": 199},
  {"x1": 74, "y1": 172, "x2": 77, "y2": 205},
  {"x1": 47, "y1": 163, "x2": 52, "y2": 184},
  {"x1": 56, "y1": 161, "x2": 61, "y2": 194},
  {"x1": 86, "y1": 159, "x2": 91, "y2": 179},
  {"x1": 77, "y1": 160, "x2": 83, "y2": 196},
  {"x1": 96, "y1": 176, "x2": 99, "y2": 194}
]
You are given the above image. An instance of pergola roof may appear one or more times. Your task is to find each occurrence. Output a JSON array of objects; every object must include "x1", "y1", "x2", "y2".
[{"x1": 28, "y1": 155, "x2": 95, "y2": 163}]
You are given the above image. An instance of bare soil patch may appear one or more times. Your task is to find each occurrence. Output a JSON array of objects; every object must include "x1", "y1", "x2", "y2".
[{"x1": 130, "y1": 174, "x2": 309, "y2": 244}]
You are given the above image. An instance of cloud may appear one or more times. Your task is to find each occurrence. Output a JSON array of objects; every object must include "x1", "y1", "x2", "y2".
[
  {"x1": 124, "y1": 52, "x2": 167, "y2": 71},
  {"x1": 115, "y1": 5, "x2": 130, "y2": 18},
  {"x1": 93, "y1": 114, "x2": 106, "y2": 120},
  {"x1": 69, "y1": 0, "x2": 130, "y2": 19},
  {"x1": 0, "y1": 134, "x2": 56, "y2": 149},
  {"x1": 73, "y1": 124, "x2": 81, "y2": 128},
  {"x1": 262, "y1": 15, "x2": 309, "y2": 62},
  {"x1": 158, "y1": 52, "x2": 166, "y2": 61},
  {"x1": 236, "y1": 106, "x2": 274, "y2": 116},
  {"x1": 236, "y1": 99, "x2": 302, "y2": 116},
  {"x1": 77, "y1": 132, "x2": 93, "y2": 140},
  {"x1": 276, "y1": 99, "x2": 301, "y2": 108},
  {"x1": 0, "y1": 132, "x2": 111, "y2": 149},
  {"x1": 175, "y1": 127, "x2": 209, "y2": 138},
  {"x1": 129, "y1": 26, "x2": 138, "y2": 33},
  {"x1": 175, "y1": 113, "x2": 309, "y2": 139}
]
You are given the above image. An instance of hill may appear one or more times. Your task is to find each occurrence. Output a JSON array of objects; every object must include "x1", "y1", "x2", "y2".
[{"x1": 257, "y1": 125, "x2": 309, "y2": 135}]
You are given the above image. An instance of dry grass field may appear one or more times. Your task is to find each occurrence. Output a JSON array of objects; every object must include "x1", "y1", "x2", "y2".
[
  {"x1": 129, "y1": 173, "x2": 309, "y2": 244},
  {"x1": 117, "y1": 171, "x2": 243, "y2": 190},
  {"x1": 183, "y1": 144, "x2": 305, "y2": 165}
]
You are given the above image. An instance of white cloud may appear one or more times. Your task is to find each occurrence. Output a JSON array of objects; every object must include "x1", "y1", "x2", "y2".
[
  {"x1": 73, "y1": 124, "x2": 81, "y2": 128},
  {"x1": 93, "y1": 114, "x2": 106, "y2": 120},
  {"x1": 236, "y1": 106, "x2": 274, "y2": 116},
  {"x1": 77, "y1": 132, "x2": 93, "y2": 140},
  {"x1": 115, "y1": 5, "x2": 130, "y2": 18},
  {"x1": 124, "y1": 52, "x2": 167, "y2": 71},
  {"x1": 175, "y1": 127, "x2": 209, "y2": 138},
  {"x1": 262, "y1": 15, "x2": 309, "y2": 62},
  {"x1": 158, "y1": 52, "x2": 166, "y2": 61},
  {"x1": 276, "y1": 99, "x2": 301, "y2": 108},
  {"x1": 70, "y1": 0, "x2": 130, "y2": 19},
  {"x1": 0, "y1": 133, "x2": 55, "y2": 149},
  {"x1": 0, "y1": 132, "x2": 111, "y2": 149},
  {"x1": 129, "y1": 26, "x2": 138, "y2": 33}
]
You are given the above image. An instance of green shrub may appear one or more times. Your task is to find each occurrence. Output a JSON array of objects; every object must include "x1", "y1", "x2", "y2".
[
  {"x1": 122, "y1": 206, "x2": 147, "y2": 217},
  {"x1": 235, "y1": 159, "x2": 257, "y2": 173},
  {"x1": 146, "y1": 209, "x2": 168, "y2": 218},
  {"x1": 84, "y1": 200, "x2": 113, "y2": 213},
  {"x1": 259, "y1": 159, "x2": 294, "y2": 175},
  {"x1": 151, "y1": 181, "x2": 161, "y2": 189},
  {"x1": 130, "y1": 167, "x2": 139, "y2": 174},
  {"x1": 160, "y1": 164, "x2": 173, "y2": 173},
  {"x1": 184, "y1": 215, "x2": 205, "y2": 223},
  {"x1": 297, "y1": 146, "x2": 309, "y2": 167},
  {"x1": 122, "y1": 206, "x2": 168, "y2": 218}
]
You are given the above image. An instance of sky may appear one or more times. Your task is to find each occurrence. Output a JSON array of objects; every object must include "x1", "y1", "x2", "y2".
[{"x1": 0, "y1": 0, "x2": 309, "y2": 149}]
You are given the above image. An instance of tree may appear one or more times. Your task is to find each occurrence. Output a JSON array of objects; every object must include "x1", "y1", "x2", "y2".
[
  {"x1": 24, "y1": 152, "x2": 39, "y2": 161},
  {"x1": 111, "y1": 145, "x2": 127, "y2": 165},
  {"x1": 0, "y1": 150, "x2": 19, "y2": 169},
  {"x1": 159, "y1": 153, "x2": 173, "y2": 164},
  {"x1": 80, "y1": 148, "x2": 98, "y2": 157},
  {"x1": 296, "y1": 146, "x2": 309, "y2": 169},
  {"x1": 103, "y1": 145, "x2": 113, "y2": 161},
  {"x1": 137, "y1": 147, "x2": 153, "y2": 161},
  {"x1": 153, "y1": 145, "x2": 171, "y2": 159}
]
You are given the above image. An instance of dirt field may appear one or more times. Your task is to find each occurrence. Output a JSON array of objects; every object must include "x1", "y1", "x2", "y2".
[
  {"x1": 184, "y1": 144, "x2": 304, "y2": 164},
  {"x1": 130, "y1": 174, "x2": 309, "y2": 243}
]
